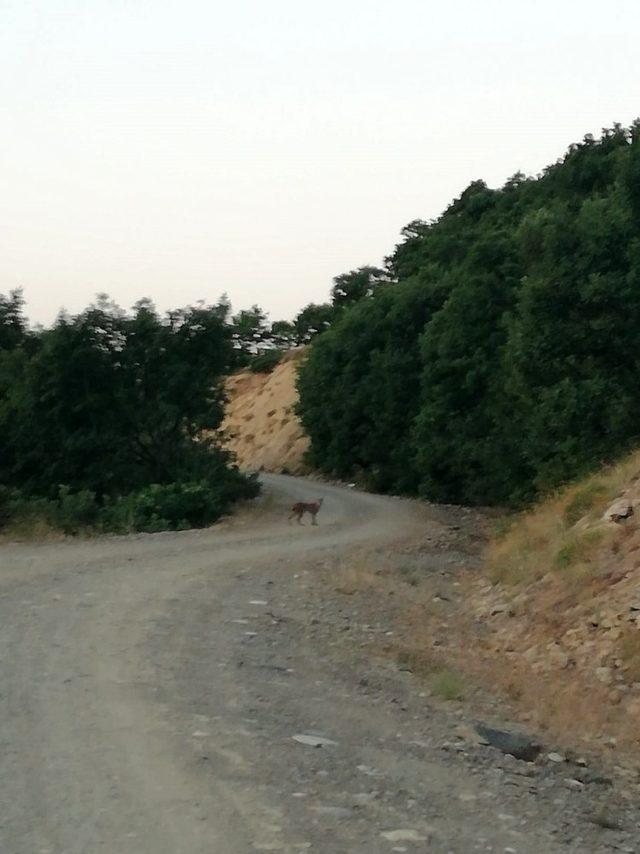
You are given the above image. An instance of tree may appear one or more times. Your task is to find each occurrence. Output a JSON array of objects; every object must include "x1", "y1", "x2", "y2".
[
  {"x1": 294, "y1": 303, "x2": 335, "y2": 342},
  {"x1": 297, "y1": 121, "x2": 640, "y2": 505},
  {"x1": 270, "y1": 319, "x2": 297, "y2": 349},
  {"x1": 297, "y1": 279, "x2": 440, "y2": 492},
  {"x1": 230, "y1": 304, "x2": 269, "y2": 365},
  {"x1": 0, "y1": 296, "x2": 237, "y2": 497},
  {"x1": 330, "y1": 266, "x2": 389, "y2": 309},
  {"x1": 0, "y1": 289, "x2": 29, "y2": 351}
]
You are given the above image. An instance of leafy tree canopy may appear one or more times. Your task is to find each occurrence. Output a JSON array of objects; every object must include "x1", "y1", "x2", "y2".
[
  {"x1": 0, "y1": 295, "x2": 258, "y2": 532},
  {"x1": 298, "y1": 121, "x2": 640, "y2": 505}
]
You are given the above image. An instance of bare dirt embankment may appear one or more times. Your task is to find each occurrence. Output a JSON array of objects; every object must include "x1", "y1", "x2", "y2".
[{"x1": 221, "y1": 349, "x2": 309, "y2": 474}]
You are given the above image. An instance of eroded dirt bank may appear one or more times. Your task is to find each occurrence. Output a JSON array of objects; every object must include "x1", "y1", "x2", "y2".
[
  {"x1": 220, "y1": 351, "x2": 309, "y2": 475},
  {"x1": 0, "y1": 475, "x2": 638, "y2": 853}
]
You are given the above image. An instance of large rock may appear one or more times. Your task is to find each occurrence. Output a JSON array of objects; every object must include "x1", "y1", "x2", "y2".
[
  {"x1": 474, "y1": 724, "x2": 542, "y2": 762},
  {"x1": 604, "y1": 499, "x2": 634, "y2": 523}
]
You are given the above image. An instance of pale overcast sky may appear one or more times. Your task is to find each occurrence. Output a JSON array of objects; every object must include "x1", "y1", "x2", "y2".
[{"x1": 2, "y1": 0, "x2": 639, "y2": 325}]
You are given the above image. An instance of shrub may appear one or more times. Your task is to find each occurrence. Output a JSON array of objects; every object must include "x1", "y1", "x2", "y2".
[
  {"x1": 553, "y1": 529, "x2": 605, "y2": 570},
  {"x1": 49, "y1": 486, "x2": 100, "y2": 534},
  {"x1": 248, "y1": 350, "x2": 283, "y2": 374},
  {"x1": 432, "y1": 669, "x2": 467, "y2": 701},
  {"x1": 0, "y1": 468, "x2": 260, "y2": 538},
  {"x1": 108, "y1": 482, "x2": 225, "y2": 532},
  {"x1": 563, "y1": 481, "x2": 608, "y2": 527},
  {"x1": 0, "y1": 486, "x2": 10, "y2": 526}
]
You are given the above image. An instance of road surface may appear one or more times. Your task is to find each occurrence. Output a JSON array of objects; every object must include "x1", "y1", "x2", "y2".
[{"x1": 0, "y1": 475, "x2": 636, "y2": 853}]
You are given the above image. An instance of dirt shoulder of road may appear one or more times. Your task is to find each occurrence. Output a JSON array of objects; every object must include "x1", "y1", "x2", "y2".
[{"x1": 314, "y1": 493, "x2": 640, "y2": 777}]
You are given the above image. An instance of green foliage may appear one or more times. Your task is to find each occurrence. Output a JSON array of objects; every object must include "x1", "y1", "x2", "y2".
[
  {"x1": 49, "y1": 486, "x2": 101, "y2": 534},
  {"x1": 431, "y1": 669, "x2": 467, "y2": 701},
  {"x1": 248, "y1": 349, "x2": 283, "y2": 374},
  {"x1": 230, "y1": 304, "x2": 270, "y2": 366},
  {"x1": 0, "y1": 296, "x2": 259, "y2": 536},
  {"x1": 298, "y1": 121, "x2": 640, "y2": 505},
  {"x1": 102, "y1": 475, "x2": 258, "y2": 533},
  {"x1": 562, "y1": 481, "x2": 608, "y2": 527},
  {"x1": 553, "y1": 529, "x2": 604, "y2": 570},
  {"x1": 293, "y1": 302, "x2": 336, "y2": 343},
  {"x1": 0, "y1": 290, "x2": 29, "y2": 352},
  {"x1": 330, "y1": 266, "x2": 389, "y2": 308},
  {"x1": 297, "y1": 279, "x2": 443, "y2": 492}
]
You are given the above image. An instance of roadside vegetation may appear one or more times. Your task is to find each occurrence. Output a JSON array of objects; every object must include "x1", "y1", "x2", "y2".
[
  {"x1": 297, "y1": 122, "x2": 640, "y2": 507},
  {"x1": 0, "y1": 293, "x2": 258, "y2": 538},
  {"x1": 487, "y1": 449, "x2": 640, "y2": 588}
]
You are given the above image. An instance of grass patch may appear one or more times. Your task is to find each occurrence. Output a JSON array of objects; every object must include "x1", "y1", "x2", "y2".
[
  {"x1": 487, "y1": 449, "x2": 640, "y2": 587},
  {"x1": 431, "y1": 669, "x2": 467, "y2": 701},
  {"x1": 563, "y1": 481, "x2": 608, "y2": 527},
  {"x1": 248, "y1": 349, "x2": 284, "y2": 374},
  {"x1": 553, "y1": 529, "x2": 605, "y2": 570}
]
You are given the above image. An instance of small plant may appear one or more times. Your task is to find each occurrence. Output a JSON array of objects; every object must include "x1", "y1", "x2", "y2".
[
  {"x1": 591, "y1": 802, "x2": 620, "y2": 830},
  {"x1": 553, "y1": 529, "x2": 604, "y2": 570},
  {"x1": 49, "y1": 486, "x2": 100, "y2": 534},
  {"x1": 432, "y1": 669, "x2": 466, "y2": 701},
  {"x1": 563, "y1": 481, "x2": 608, "y2": 527},
  {"x1": 0, "y1": 485, "x2": 12, "y2": 529}
]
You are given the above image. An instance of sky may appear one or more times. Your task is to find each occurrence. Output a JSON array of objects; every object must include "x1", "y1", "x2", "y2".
[{"x1": 2, "y1": 0, "x2": 639, "y2": 326}]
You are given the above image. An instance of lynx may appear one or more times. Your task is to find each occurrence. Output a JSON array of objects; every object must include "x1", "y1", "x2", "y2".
[{"x1": 288, "y1": 497, "x2": 324, "y2": 525}]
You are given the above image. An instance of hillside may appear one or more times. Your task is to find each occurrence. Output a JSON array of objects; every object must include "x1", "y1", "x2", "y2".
[
  {"x1": 220, "y1": 349, "x2": 309, "y2": 474},
  {"x1": 297, "y1": 123, "x2": 640, "y2": 506},
  {"x1": 461, "y1": 451, "x2": 640, "y2": 753}
]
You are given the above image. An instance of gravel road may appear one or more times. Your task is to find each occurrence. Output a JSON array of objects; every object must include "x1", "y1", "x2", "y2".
[{"x1": 0, "y1": 475, "x2": 638, "y2": 853}]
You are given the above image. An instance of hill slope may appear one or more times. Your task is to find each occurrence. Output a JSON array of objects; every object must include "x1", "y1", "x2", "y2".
[
  {"x1": 465, "y1": 450, "x2": 640, "y2": 752},
  {"x1": 221, "y1": 349, "x2": 309, "y2": 474}
]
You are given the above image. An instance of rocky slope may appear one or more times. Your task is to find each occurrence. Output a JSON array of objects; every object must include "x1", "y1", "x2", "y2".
[{"x1": 462, "y1": 451, "x2": 640, "y2": 755}]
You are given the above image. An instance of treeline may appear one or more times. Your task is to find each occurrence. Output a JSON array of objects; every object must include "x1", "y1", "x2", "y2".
[
  {"x1": 0, "y1": 294, "x2": 258, "y2": 535},
  {"x1": 228, "y1": 267, "x2": 388, "y2": 369},
  {"x1": 297, "y1": 122, "x2": 640, "y2": 505}
]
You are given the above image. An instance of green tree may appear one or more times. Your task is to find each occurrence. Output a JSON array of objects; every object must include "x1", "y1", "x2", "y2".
[
  {"x1": 297, "y1": 279, "x2": 442, "y2": 492},
  {"x1": 230, "y1": 304, "x2": 269, "y2": 365},
  {"x1": 297, "y1": 121, "x2": 640, "y2": 505},
  {"x1": 330, "y1": 266, "x2": 389, "y2": 309},
  {"x1": 294, "y1": 302, "x2": 335, "y2": 342},
  {"x1": 0, "y1": 296, "x2": 252, "y2": 507},
  {"x1": 0, "y1": 289, "x2": 29, "y2": 351}
]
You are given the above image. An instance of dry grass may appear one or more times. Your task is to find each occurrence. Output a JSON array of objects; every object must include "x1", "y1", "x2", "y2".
[
  {"x1": 487, "y1": 450, "x2": 640, "y2": 587},
  {"x1": 330, "y1": 546, "x2": 476, "y2": 706},
  {"x1": 619, "y1": 626, "x2": 640, "y2": 683},
  {"x1": 0, "y1": 514, "x2": 67, "y2": 543},
  {"x1": 332, "y1": 554, "x2": 382, "y2": 596}
]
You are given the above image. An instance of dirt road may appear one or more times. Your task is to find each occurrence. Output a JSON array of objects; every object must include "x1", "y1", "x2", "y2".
[{"x1": 0, "y1": 476, "x2": 637, "y2": 853}]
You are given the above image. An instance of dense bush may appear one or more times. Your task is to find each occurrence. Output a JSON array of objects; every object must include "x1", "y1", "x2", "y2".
[
  {"x1": 0, "y1": 295, "x2": 259, "y2": 535},
  {"x1": 298, "y1": 122, "x2": 640, "y2": 505},
  {"x1": 248, "y1": 349, "x2": 283, "y2": 374}
]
